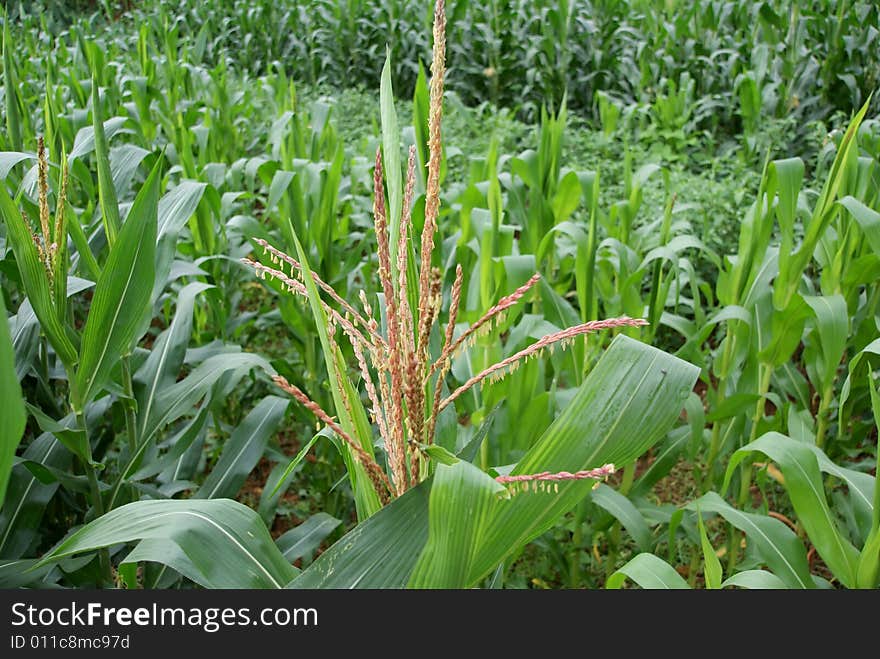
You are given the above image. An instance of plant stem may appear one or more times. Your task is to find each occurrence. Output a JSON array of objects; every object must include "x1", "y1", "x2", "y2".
[
  {"x1": 569, "y1": 500, "x2": 588, "y2": 587},
  {"x1": 728, "y1": 363, "x2": 774, "y2": 574},
  {"x1": 814, "y1": 383, "x2": 834, "y2": 450},
  {"x1": 704, "y1": 331, "x2": 736, "y2": 491},
  {"x1": 121, "y1": 357, "x2": 137, "y2": 453},
  {"x1": 77, "y1": 409, "x2": 111, "y2": 586}
]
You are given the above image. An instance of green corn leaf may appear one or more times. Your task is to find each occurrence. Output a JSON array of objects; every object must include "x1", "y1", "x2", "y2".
[
  {"x1": 720, "y1": 570, "x2": 787, "y2": 589},
  {"x1": 0, "y1": 293, "x2": 26, "y2": 503},
  {"x1": 690, "y1": 492, "x2": 814, "y2": 589},
  {"x1": 724, "y1": 432, "x2": 860, "y2": 587},
  {"x1": 0, "y1": 559, "x2": 55, "y2": 588},
  {"x1": 196, "y1": 395, "x2": 289, "y2": 499},
  {"x1": 412, "y1": 61, "x2": 430, "y2": 179},
  {"x1": 2, "y1": 21, "x2": 22, "y2": 151},
  {"x1": 591, "y1": 483, "x2": 653, "y2": 552},
  {"x1": 839, "y1": 196, "x2": 880, "y2": 256},
  {"x1": 774, "y1": 99, "x2": 869, "y2": 311},
  {"x1": 154, "y1": 180, "x2": 207, "y2": 297},
  {"x1": 134, "y1": 281, "x2": 213, "y2": 432},
  {"x1": 24, "y1": 403, "x2": 91, "y2": 466},
  {"x1": 696, "y1": 506, "x2": 723, "y2": 589},
  {"x1": 74, "y1": 160, "x2": 159, "y2": 410},
  {"x1": 0, "y1": 152, "x2": 33, "y2": 180},
  {"x1": 380, "y1": 47, "x2": 402, "y2": 270},
  {"x1": 606, "y1": 553, "x2": 690, "y2": 589},
  {"x1": 289, "y1": 482, "x2": 431, "y2": 588},
  {"x1": 408, "y1": 461, "x2": 507, "y2": 588},
  {"x1": 802, "y1": 295, "x2": 849, "y2": 393},
  {"x1": 138, "y1": 351, "x2": 271, "y2": 447},
  {"x1": 275, "y1": 513, "x2": 342, "y2": 563},
  {"x1": 90, "y1": 74, "x2": 120, "y2": 245},
  {"x1": 35, "y1": 499, "x2": 298, "y2": 589}
]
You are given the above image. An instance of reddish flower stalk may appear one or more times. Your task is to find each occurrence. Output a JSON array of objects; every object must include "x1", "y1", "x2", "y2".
[
  {"x1": 374, "y1": 150, "x2": 409, "y2": 495},
  {"x1": 415, "y1": 0, "x2": 447, "y2": 395},
  {"x1": 429, "y1": 272, "x2": 541, "y2": 376},
  {"x1": 426, "y1": 263, "x2": 463, "y2": 447},
  {"x1": 496, "y1": 464, "x2": 616, "y2": 488},
  {"x1": 438, "y1": 317, "x2": 649, "y2": 412}
]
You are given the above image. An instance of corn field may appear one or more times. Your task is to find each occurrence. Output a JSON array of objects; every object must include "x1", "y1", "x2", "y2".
[{"x1": 0, "y1": 0, "x2": 878, "y2": 590}]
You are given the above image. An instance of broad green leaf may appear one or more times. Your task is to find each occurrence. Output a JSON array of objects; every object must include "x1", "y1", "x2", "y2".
[
  {"x1": 591, "y1": 483, "x2": 653, "y2": 552},
  {"x1": 289, "y1": 482, "x2": 431, "y2": 588},
  {"x1": 154, "y1": 180, "x2": 207, "y2": 295},
  {"x1": 464, "y1": 335, "x2": 699, "y2": 584},
  {"x1": 760, "y1": 294, "x2": 811, "y2": 367},
  {"x1": 110, "y1": 144, "x2": 151, "y2": 196},
  {"x1": 0, "y1": 559, "x2": 55, "y2": 588},
  {"x1": 606, "y1": 553, "x2": 690, "y2": 589},
  {"x1": 550, "y1": 169, "x2": 581, "y2": 224},
  {"x1": 68, "y1": 116, "x2": 128, "y2": 161},
  {"x1": 74, "y1": 161, "x2": 159, "y2": 409},
  {"x1": 724, "y1": 433, "x2": 860, "y2": 587},
  {"x1": 276, "y1": 513, "x2": 342, "y2": 563},
  {"x1": 408, "y1": 461, "x2": 507, "y2": 588},
  {"x1": 840, "y1": 337, "x2": 880, "y2": 412},
  {"x1": 689, "y1": 492, "x2": 814, "y2": 588},
  {"x1": 802, "y1": 295, "x2": 848, "y2": 392},
  {"x1": 127, "y1": 408, "x2": 209, "y2": 482},
  {"x1": 0, "y1": 293, "x2": 25, "y2": 503},
  {"x1": 720, "y1": 570, "x2": 787, "y2": 589},
  {"x1": 266, "y1": 170, "x2": 295, "y2": 213},
  {"x1": 0, "y1": 152, "x2": 33, "y2": 179},
  {"x1": 36, "y1": 499, "x2": 297, "y2": 589},
  {"x1": 196, "y1": 396, "x2": 289, "y2": 499},
  {"x1": 11, "y1": 277, "x2": 94, "y2": 379},
  {"x1": 774, "y1": 99, "x2": 869, "y2": 310},
  {"x1": 839, "y1": 195, "x2": 880, "y2": 255},
  {"x1": 139, "y1": 351, "x2": 271, "y2": 446},
  {"x1": 857, "y1": 528, "x2": 880, "y2": 589}
]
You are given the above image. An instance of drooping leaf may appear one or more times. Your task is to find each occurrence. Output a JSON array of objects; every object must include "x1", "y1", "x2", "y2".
[
  {"x1": 724, "y1": 433, "x2": 860, "y2": 587},
  {"x1": 689, "y1": 492, "x2": 814, "y2": 589},
  {"x1": 606, "y1": 553, "x2": 690, "y2": 589},
  {"x1": 36, "y1": 499, "x2": 297, "y2": 589}
]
